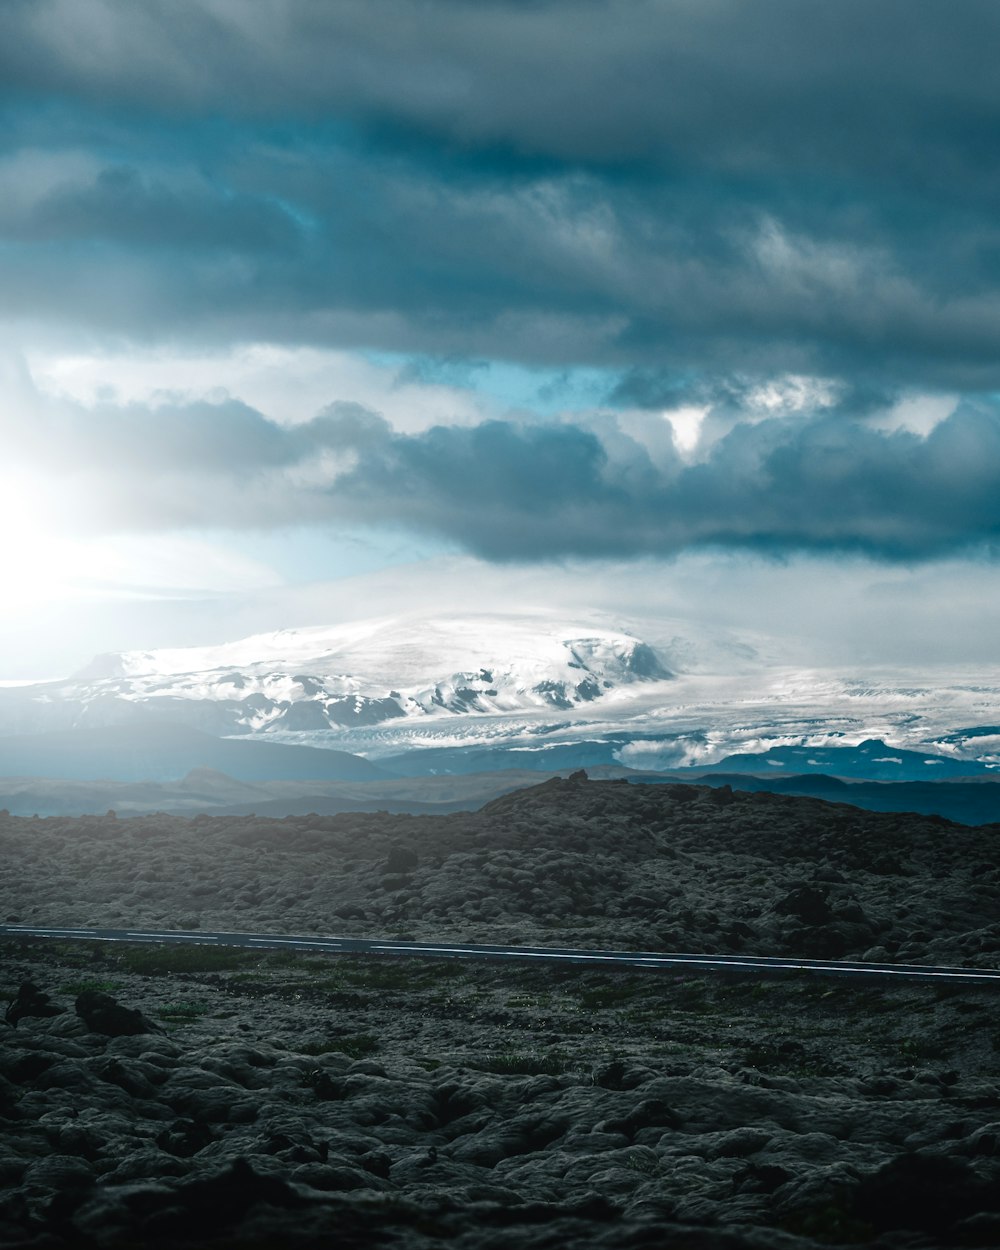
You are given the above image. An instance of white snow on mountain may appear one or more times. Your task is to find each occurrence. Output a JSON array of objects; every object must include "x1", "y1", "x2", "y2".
[
  {"x1": 3, "y1": 613, "x2": 1000, "y2": 769},
  {"x1": 16, "y1": 614, "x2": 672, "y2": 737}
]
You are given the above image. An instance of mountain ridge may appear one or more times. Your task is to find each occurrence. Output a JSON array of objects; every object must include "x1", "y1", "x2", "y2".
[{"x1": 0, "y1": 615, "x2": 673, "y2": 739}]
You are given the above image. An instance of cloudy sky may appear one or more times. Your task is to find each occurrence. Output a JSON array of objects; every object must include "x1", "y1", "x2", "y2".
[{"x1": 3, "y1": 0, "x2": 1000, "y2": 677}]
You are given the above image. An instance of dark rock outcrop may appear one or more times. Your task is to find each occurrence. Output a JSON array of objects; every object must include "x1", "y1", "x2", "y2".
[
  {"x1": 4, "y1": 982, "x2": 65, "y2": 1028},
  {"x1": 75, "y1": 991, "x2": 164, "y2": 1037}
]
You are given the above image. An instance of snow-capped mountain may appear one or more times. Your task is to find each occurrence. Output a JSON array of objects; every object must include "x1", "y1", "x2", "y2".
[
  {"x1": 4, "y1": 613, "x2": 1000, "y2": 778},
  {"x1": 0, "y1": 615, "x2": 672, "y2": 739}
]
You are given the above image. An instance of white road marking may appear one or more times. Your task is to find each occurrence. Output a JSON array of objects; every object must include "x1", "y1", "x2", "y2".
[
  {"x1": 1, "y1": 926, "x2": 997, "y2": 984},
  {"x1": 125, "y1": 932, "x2": 219, "y2": 941},
  {"x1": 4, "y1": 927, "x2": 96, "y2": 935}
]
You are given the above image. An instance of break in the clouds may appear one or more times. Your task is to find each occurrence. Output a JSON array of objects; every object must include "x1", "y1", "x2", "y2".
[{"x1": 3, "y1": 0, "x2": 1000, "y2": 392}]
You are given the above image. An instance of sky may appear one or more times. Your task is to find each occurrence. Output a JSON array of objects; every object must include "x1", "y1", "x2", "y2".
[{"x1": 3, "y1": 0, "x2": 1000, "y2": 678}]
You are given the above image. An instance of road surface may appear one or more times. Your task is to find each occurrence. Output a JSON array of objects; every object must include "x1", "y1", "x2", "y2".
[{"x1": 2, "y1": 924, "x2": 998, "y2": 986}]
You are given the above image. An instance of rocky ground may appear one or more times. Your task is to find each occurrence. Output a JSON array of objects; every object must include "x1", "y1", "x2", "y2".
[
  {"x1": 1, "y1": 777, "x2": 999, "y2": 1247},
  {"x1": 1, "y1": 776, "x2": 998, "y2": 966}
]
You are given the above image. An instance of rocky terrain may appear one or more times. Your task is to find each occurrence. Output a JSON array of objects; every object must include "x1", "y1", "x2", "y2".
[
  {"x1": 2, "y1": 777, "x2": 998, "y2": 967},
  {"x1": 2, "y1": 777, "x2": 999, "y2": 1248}
]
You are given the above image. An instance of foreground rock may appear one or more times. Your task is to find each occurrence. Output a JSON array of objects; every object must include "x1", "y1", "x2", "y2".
[
  {"x1": 1, "y1": 938, "x2": 998, "y2": 1249},
  {"x1": 4, "y1": 981, "x2": 64, "y2": 1028},
  {"x1": 1, "y1": 779, "x2": 998, "y2": 1246},
  {"x1": 75, "y1": 989, "x2": 165, "y2": 1037}
]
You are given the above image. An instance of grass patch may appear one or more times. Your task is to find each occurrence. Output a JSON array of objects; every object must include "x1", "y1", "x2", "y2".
[
  {"x1": 718, "y1": 980, "x2": 780, "y2": 1004},
  {"x1": 116, "y1": 944, "x2": 258, "y2": 975},
  {"x1": 669, "y1": 980, "x2": 715, "y2": 1014},
  {"x1": 897, "y1": 1035, "x2": 950, "y2": 1062},
  {"x1": 263, "y1": 951, "x2": 316, "y2": 970},
  {"x1": 25, "y1": 941, "x2": 99, "y2": 967},
  {"x1": 57, "y1": 978, "x2": 121, "y2": 996},
  {"x1": 576, "y1": 982, "x2": 647, "y2": 1010},
  {"x1": 625, "y1": 1151, "x2": 664, "y2": 1177},
  {"x1": 297, "y1": 1037, "x2": 374, "y2": 1058},
  {"x1": 505, "y1": 993, "x2": 552, "y2": 1009},
  {"x1": 340, "y1": 959, "x2": 465, "y2": 991},
  {"x1": 254, "y1": 953, "x2": 469, "y2": 992},
  {"x1": 620, "y1": 1006, "x2": 664, "y2": 1024},
  {"x1": 314, "y1": 1033, "x2": 380, "y2": 1060},
  {"x1": 156, "y1": 1001, "x2": 211, "y2": 1022},
  {"x1": 742, "y1": 1041, "x2": 844, "y2": 1078},
  {"x1": 469, "y1": 1049, "x2": 569, "y2": 1076},
  {"x1": 298, "y1": 1041, "x2": 345, "y2": 1057},
  {"x1": 336, "y1": 965, "x2": 420, "y2": 991}
]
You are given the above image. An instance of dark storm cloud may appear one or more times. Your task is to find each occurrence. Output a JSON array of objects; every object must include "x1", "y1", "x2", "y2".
[
  {"x1": 12, "y1": 165, "x2": 300, "y2": 252},
  {"x1": 314, "y1": 403, "x2": 1000, "y2": 560},
  {"x1": 4, "y1": 0, "x2": 999, "y2": 177},
  {"x1": 12, "y1": 387, "x2": 1000, "y2": 560},
  {"x1": 2, "y1": 1, "x2": 1000, "y2": 387},
  {"x1": 609, "y1": 372, "x2": 903, "y2": 421}
]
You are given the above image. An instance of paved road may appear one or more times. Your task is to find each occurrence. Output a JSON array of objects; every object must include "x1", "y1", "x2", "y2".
[{"x1": 2, "y1": 924, "x2": 999, "y2": 986}]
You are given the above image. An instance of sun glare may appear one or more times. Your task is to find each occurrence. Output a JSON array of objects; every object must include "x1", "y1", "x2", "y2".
[{"x1": 0, "y1": 472, "x2": 84, "y2": 606}]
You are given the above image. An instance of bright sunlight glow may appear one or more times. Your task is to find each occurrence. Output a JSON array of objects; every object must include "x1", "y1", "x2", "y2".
[{"x1": 0, "y1": 471, "x2": 89, "y2": 608}]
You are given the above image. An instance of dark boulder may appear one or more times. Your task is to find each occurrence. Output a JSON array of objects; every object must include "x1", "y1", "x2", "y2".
[
  {"x1": 4, "y1": 982, "x2": 65, "y2": 1028},
  {"x1": 707, "y1": 784, "x2": 735, "y2": 805},
  {"x1": 854, "y1": 1151, "x2": 997, "y2": 1235},
  {"x1": 155, "y1": 1118, "x2": 216, "y2": 1159},
  {"x1": 602, "y1": 1098, "x2": 682, "y2": 1139},
  {"x1": 384, "y1": 845, "x2": 418, "y2": 874},
  {"x1": 788, "y1": 925, "x2": 849, "y2": 959},
  {"x1": 75, "y1": 990, "x2": 164, "y2": 1037},
  {"x1": 121, "y1": 1157, "x2": 307, "y2": 1239},
  {"x1": 773, "y1": 885, "x2": 833, "y2": 926}
]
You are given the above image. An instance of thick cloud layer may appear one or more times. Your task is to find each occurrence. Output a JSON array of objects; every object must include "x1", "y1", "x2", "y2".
[
  {"x1": 2, "y1": 1, "x2": 1000, "y2": 392},
  {"x1": 11, "y1": 386, "x2": 1000, "y2": 561},
  {"x1": 5, "y1": 1, "x2": 1000, "y2": 582}
]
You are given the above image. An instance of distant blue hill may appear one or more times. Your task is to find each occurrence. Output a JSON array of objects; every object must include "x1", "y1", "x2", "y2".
[
  {"x1": 0, "y1": 722, "x2": 388, "y2": 784},
  {"x1": 641, "y1": 772, "x2": 1000, "y2": 827},
  {"x1": 684, "y1": 738, "x2": 991, "y2": 781}
]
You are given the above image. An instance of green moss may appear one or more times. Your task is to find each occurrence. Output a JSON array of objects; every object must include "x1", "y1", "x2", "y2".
[
  {"x1": 116, "y1": 944, "x2": 258, "y2": 975},
  {"x1": 505, "y1": 993, "x2": 552, "y2": 1009},
  {"x1": 57, "y1": 978, "x2": 121, "y2": 996},
  {"x1": 897, "y1": 1035, "x2": 950, "y2": 1061},
  {"x1": 625, "y1": 1152, "x2": 664, "y2": 1176},
  {"x1": 576, "y1": 982, "x2": 645, "y2": 1010},
  {"x1": 156, "y1": 1001, "x2": 211, "y2": 1021},
  {"x1": 326, "y1": 1033, "x2": 380, "y2": 1059},
  {"x1": 469, "y1": 1049, "x2": 569, "y2": 1076}
]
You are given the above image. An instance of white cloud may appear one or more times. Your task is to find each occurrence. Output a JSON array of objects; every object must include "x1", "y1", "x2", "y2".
[
  {"x1": 869, "y1": 392, "x2": 958, "y2": 437},
  {"x1": 84, "y1": 533, "x2": 281, "y2": 594},
  {"x1": 743, "y1": 374, "x2": 839, "y2": 416},
  {"x1": 27, "y1": 342, "x2": 499, "y2": 432},
  {"x1": 664, "y1": 404, "x2": 707, "y2": 456}
]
